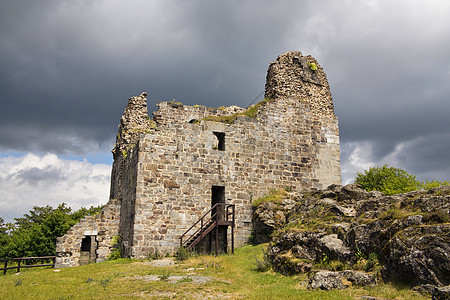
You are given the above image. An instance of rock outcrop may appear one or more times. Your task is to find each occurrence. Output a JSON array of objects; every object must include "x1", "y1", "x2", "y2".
[
  {"x1": 253, "y1": 184, "x2": 450, "y2": 291},
  {"x1": 308, "y1": 270, "x2": 376, "y2": 290}
]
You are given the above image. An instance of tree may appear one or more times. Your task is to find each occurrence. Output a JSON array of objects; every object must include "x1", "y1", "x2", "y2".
[
  {"x1": 14, "y1": 203, "x2": 72, "y2": 230},
  {"x1": 355, "y1": 165, "x2": 421, "y2": 195},
  {"x1": 0, "y1": 204, "x2": 103, "y2": 259},
  {"x1": 0, "y1": 217, "x2": 9, "y2": 258},
  {"x1": 0, "y1": 216, "x2": 7, "y2": 236}
]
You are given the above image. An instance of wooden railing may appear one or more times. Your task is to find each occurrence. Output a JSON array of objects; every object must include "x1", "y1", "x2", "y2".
[
  {"x1": 180, "y1": 203, "x2": 235, "y2": 255},
  {"x1": 0, "y1": 256, "x2": 56, "y2": 275}
]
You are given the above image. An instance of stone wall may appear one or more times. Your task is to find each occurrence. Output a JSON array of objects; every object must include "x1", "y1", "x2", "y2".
[
  {"x1": 153, "y1": 101, "x2": 245, "y2": 128},
  {"x1": 56, "y1": 50, "x2": 341, "y2": 263},
  {"x1": 55, "y1": 198, "x2": 120, "y2": 268},
  {"x1": 124, "y1": 86, "x2": 340, "y2": 257}
]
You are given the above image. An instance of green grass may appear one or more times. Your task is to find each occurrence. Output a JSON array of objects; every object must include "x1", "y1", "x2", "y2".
[
  {"x1": 0, "y1": 244, "x2": 427, "y2": 299},
  {"x1": 252, "y1": 190, "x2": 289, "y2": 208}
]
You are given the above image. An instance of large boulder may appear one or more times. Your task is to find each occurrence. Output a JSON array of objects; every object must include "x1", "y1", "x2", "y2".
[
  {"x1": 253, "y1": 184, "x2": 450, "y2": 290},
  {"x1": 252, "y1": 198, "x2": 296, "y2": 244},
  {"x1": 382, "y1": 224, "x2": 450, "y2": 287},
  {"x1": 308, "y1": 270, "x2": 376, "y2": 290},
  {"x1": 318, "y1": 234, "x2": 352, "y2": 262},
  {"x1": 252, "y1": 202, "x2": 278, "y2": 244}
]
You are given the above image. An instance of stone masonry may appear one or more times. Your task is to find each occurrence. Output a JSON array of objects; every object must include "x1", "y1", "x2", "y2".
[
  {"x1": 55, "y1": 199, "x2": 120, "y2": 267},
  {"x1": 55, "y1": 51, "x2": 341, "y2": 266}
]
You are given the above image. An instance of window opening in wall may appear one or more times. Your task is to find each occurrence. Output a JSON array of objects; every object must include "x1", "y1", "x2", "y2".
[{"x1": 213, "y1": 132, "x2": 225, "y2": 151}]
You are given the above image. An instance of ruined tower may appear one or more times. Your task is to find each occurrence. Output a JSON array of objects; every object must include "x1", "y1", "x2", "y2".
[{"x1": 55, "y1": 51, "x2": 340, "y2": 267}]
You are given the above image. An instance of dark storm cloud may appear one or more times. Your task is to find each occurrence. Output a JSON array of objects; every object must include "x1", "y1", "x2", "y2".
[
  {"x1": 0, "y1": 0, "x2": 321, "y2": 154},
  {"x1": 1, "y1": 0, "x2": 450, "y2": 183}
]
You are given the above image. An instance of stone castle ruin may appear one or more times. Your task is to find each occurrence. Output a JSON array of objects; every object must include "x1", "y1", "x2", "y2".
[{"x1": 55, "y1": 51, "x2": 341, "y2": 267}]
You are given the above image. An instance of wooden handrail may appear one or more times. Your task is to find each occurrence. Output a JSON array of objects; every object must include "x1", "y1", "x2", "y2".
[
  {"x1": 0, "y1": 256, "x2": 56, "y2": 275},
  {"x1": 180, "y1": 203, "x2": 225, "y2": 240},
  {"x1": 179, "y1": 203, "x2": 235, "y2": 254}
]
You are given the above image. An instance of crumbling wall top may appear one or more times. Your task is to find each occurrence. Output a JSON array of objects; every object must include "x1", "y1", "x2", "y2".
[
  {"x1": 264, "y1": 51, "x2": 335, "y2": 118},
  {"x1": 112, "y1": 92, "x2": 153, "y2": 158}
]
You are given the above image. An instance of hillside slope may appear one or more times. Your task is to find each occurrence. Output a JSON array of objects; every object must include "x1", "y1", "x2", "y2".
[{"x1": 253, "y1": 184, "x2": 450, "y2": 297}]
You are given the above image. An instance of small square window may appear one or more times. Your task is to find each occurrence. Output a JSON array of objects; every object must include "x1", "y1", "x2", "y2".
[{"x1": 213, "y1": 132, "x2": 225, "y2": 151}]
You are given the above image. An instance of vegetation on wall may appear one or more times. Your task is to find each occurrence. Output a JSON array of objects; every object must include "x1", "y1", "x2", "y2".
[
  {"x1": 355, "y1": 164, "x2": 449, "y2": 195},
  {"x1": 0, "y1": 204, "x2": 102, "y2": 259},
  {"x1": 202, "y1": 98, "x2": 274, "y2": 124},
  {"x1": 307, "y1": 62, "x2": 318, "y2": 71},
  {"x1": 252, "y1": 189, "x2": 289, "y2": 208}
]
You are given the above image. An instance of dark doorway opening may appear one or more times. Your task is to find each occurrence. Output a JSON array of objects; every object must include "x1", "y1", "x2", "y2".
[
  {"x1": 80, "y1": 236, "x2": 91, "y2": 266},
  {"x1": 211, "y1": 186, "x2": 225, "y2": 207},
  {"x1": 211, "y1": 185, "x2": 225, "y2": 220},
  {"x1": 210, "y1": 185, "x2": 227, "y2": 254},
  {"x1": 80, "y1": 235, "x2": 97, "y2": 266},
  {"x1": 213, "y1": 132, "x2": 225, "y2": 151},
  {"x1": 81, "y1": 236, "x2": 91, "y2": 251}
]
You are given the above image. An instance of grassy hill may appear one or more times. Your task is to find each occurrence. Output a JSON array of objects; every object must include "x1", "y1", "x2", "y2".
[{"x1": 0, "y1": 244, "x2": 427, "y2": 299}]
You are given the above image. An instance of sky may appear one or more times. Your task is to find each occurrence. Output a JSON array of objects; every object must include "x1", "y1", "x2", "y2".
[{"x1": 1, "y1": 0, "x2": 450, "y2": 222}]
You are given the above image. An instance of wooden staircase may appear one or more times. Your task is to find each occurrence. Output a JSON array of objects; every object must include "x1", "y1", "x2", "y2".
[{"x1": 180, "y1": 203, "x2": 235, "y2": 255}]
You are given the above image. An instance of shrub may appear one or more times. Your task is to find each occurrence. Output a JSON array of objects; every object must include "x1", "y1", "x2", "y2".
[
  {"x1": 365, "y1": 253, "x2": 379, "y2": 272},
  {"x1": 176, "y1": 246, "x2": 189, "y2": 261},
  {"x1": 355, "y1": 165, "x2": 421, "y2": 195},
  {"x1": 355, "y1": 165, "x2": 450, "y2": 195},
  {"x1": 107, "y1": 236, "x2": 122, "y2": 260},
  {"x1": 421, "y1": 179, "x2": 450, "y2": 190}
]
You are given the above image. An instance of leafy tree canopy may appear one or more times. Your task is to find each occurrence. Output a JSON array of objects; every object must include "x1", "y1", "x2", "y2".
[{"x1": 0, "y1": 204, "x2": 103, "y2": 259}]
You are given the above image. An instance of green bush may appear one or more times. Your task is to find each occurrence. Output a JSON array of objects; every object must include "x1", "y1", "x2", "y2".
[
  {"x1": 107, "y1": 236, "x2": 122, "y2": 260},
  {"x1": 421, "y1": 179, "x2": 450, "y2": 190},
  {"x1": 355, "y1": 165, "x2": 450, "y2": 195},
  {"x1": 355, "y1": 165, "x2": 421, "y2": 195},
  {"x1": 365, "y1": 253, "x2": 379, "y2": 272}
]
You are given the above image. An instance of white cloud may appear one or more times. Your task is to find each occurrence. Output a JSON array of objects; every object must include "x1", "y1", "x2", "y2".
[
  {"x1": 0, "y1": 153, "x2": 110, "y2": 222},
  {"x1": 340, "y1": 142, "x2": 375, "y2": 184}
]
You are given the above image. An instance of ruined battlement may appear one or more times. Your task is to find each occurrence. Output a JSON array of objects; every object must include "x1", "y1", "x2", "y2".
[
  {"x1": 153, "y1": 101, "x2": 245, "y2": 128},
  {"x1": 112, "y1": 92, "x2": 153, "y2": 159},
  {"x1": 56, "y1": 51, "x2": 341, "y2": 266},
  {"x1": 265, "y1": 51, "x2": 335, "y2": 118}
]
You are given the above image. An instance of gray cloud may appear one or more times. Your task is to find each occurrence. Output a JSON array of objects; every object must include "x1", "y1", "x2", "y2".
[
  {"x1": 1, "y1": 0, "x2": 449, "y2": 194},
  {"x1": 0, "y1": 153, "x2": 110, "y2": 222},
  {"x1": 11, "y1": 166, "x2": 66, "y2": 185}
]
